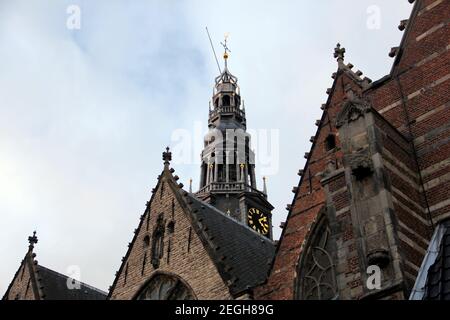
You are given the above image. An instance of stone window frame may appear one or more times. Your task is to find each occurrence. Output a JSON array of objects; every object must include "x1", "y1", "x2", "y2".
[
  {"x1": 294, "y1": 211, "x2": 338, "y2": 300},
  {"x1": 134, "y1": 271, "x2": 197, "y2": 300}
]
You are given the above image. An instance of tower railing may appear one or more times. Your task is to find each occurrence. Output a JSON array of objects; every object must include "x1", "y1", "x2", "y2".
[
  {"x1": 209, "y1": 106, "x2": 245, "y2": 119},
  {"x1": 196, "y1": 182, "x2": 266, "y2": 198}
]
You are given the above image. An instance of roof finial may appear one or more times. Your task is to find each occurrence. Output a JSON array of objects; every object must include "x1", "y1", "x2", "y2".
[
  {"x1": 334, "y1": 43, "x2": 346, "y2": 68},
  {"x1": 263, "y1": 176, "x2": 267, "y2": 195},
  {"x1": 189, "y1": 178, "x2": 193, "y2": 193},
  {"x1": 220, "y1": 32, "x2": 231, "y2": 69},
  {"x1": 28, "y1": 231, "x2": 38, "y2": 251},
  {"x1": 162, "y1": 146, "x2": 172, "y2": 167}
]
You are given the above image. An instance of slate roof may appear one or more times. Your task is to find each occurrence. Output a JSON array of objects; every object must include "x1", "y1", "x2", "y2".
[
  {"x1": 424, "y1": 222, "x2": 450, "y2": 300},
  {"x1": 37, "y1": 265, "x2": 107, "y2": 300},
  {"x1": 183, "y1": 193, "x2": 275, "y2": 296}
]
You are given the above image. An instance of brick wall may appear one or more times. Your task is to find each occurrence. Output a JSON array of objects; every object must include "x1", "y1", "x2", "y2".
[
  {"x1": 372, "y1": 0, "x2": 450, "y2": 223},
  {"x1": 256, "y1": 0, "x2": 449, "y2": 300},
  {"x1": 109, "y1": 170, "x2": 231, "y2": 300},
  {"x1": 3, "y1": 255, "x2": 38, "y2": 300}
]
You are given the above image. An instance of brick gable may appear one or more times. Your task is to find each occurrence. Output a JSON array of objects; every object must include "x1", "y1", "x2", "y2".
[
  {"x1": 108, "y1": 167, "x2": 231, "y2": 299},
  {"x1": 3, "y1": 255, "x2": 39, "y2": 300}
]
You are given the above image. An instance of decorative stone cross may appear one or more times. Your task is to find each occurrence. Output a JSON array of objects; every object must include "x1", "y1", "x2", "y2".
[
  {"x1": 334, "y1": 43, "x2": 346, "y2": 61},
  {"x1": 28, "y1": 231, "x2": 38, "y2": 250},
  {"x1": 163, "y1": 147, "x2": 172, "y2": 166}
]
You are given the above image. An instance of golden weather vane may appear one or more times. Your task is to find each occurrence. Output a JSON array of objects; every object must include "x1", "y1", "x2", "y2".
[{"x1": 220, "y1": 32, "x2": 231, "y2": 67}]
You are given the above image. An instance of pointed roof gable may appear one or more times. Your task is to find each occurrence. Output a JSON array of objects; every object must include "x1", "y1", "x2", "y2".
[
  {"x1": 107, "y1": 150, "x2": 176, "y2": 298},
  {"x1": 2, "y1": 232, "x2": 107, "y2": 300},
  {"x1": 2, "y1": 254, "x2": 38, "y2": 300},
  {"x1": 3, "y1": 232, "x2": 43, "y2": 300},
  {"x1": 108, "y1": 147, "x2": 275, "y2": 298},
  {"x1": 298, "y1": 43, "x2": 370, "y2": 175},
  {"x1": 255, "y1": 44, "x2": 374, "y2": 298}
]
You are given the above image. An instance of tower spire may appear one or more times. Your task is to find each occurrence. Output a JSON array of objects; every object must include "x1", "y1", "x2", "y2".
[
  {"x1": 263, "y1": 176, "x2": 268, "y2": 195},
  {"x1": 196, "y1": 43, "x2": 274, "y2": 239}
]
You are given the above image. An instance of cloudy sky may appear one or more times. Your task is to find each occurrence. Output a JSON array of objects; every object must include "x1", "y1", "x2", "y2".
[{"x1": 0, "y1": 0, "x2": 413, "y2": 295}]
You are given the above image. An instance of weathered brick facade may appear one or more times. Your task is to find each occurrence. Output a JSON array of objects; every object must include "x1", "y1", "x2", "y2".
[
  {"x1": 108, "y1": 168, "x2": 232, "y2": 300},
  {"x1": 255, "y1": 0, "x2": 449, "y2": 300},
  {"x1": 4, "y1": 254, "x2": 39, "y2": 300}
]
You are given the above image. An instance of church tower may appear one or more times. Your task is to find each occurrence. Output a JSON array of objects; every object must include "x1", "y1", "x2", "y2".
[{"x1": 196, "y1": 38, "x2": 274, "y2": 239}]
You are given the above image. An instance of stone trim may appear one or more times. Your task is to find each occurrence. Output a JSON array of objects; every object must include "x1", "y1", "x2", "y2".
[
  {"x1": 418, "y1": 0, "x2": 444, "y2": 16},
  {"x1": 384, "y1": 161, "x2": 421, "y2": 192},
  {"x1": 398, "y1": 233, "x2": 426, "y2": 255},
  {"x1": 404, "y1": 260, "x2": 420, "y2": 273},
  {"x1": 383, "y1": 149, "x2": 419, "y2": 180},
  {"x1": 423, "y1": 172, "x2": 450, "y2": 191},
  {"x1": 416, "y1": 44, "x2": 450, "y2": 68},
  {"x1": 429, "y1": 198, "x2": 450, "y2": 213},
  {"x1": 416, "y1": 22, "x2": 446, "y2": 42},
  {"x1": 392, "y1": 198, "x2": 429, "y2": 226},
  {"x1": 421, "y1": 158, "x2": 450, "y2": 178},
  {"x1": 379, "y1": 100, "x2": 402, "y2": 115},
  {"x1": 398, "y1": 220, "x2": 429, "y2": 248},
  {"x1": 391, "y1": 186, "x2": 425, "y2": 214}
]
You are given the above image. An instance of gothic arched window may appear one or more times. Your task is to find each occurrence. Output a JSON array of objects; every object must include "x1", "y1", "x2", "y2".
[
  {"x1": 296, "y1": 214, "x2": 338, "y2": 300},
  {"x1": 136, "y1": 273, "x2": 196, "y2": 300}
]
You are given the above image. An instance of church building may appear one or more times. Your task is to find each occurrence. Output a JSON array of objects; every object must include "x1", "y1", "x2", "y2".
[{"x1": 3, "y1": 0, "x2": 450, "y2": 300}]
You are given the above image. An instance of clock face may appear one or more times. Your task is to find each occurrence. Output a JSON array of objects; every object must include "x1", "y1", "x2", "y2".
[{"x1": 247, "y1": 207, "x2": 269, "y2": 236}]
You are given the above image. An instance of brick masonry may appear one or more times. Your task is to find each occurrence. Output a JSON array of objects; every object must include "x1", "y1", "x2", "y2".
[
  {"x1": 255, "y1": 0, "x2": 450, "y2": 300},
  {"x1": 109, "y1": 169, "x2": 232, "y2": 300},
  {"x1": 4, "y1": 255, "x2": 38, "y2": 300}
]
